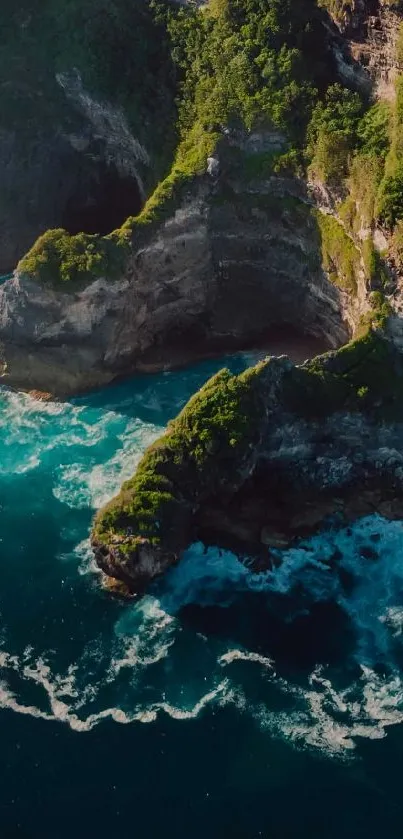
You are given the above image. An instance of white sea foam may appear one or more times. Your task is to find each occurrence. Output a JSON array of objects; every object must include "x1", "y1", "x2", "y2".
[
  {"x1": 3, "y1": 501, "x2": 403, "y2": 755},
  {"x1": 74, "y1": 539, "x2": 101, "y2": 577},
  {"x1": 108, "y1": 598, "x2": 176, "y2": 677},
  {"x1": 52, "y1": 419, "x2": 160, "y2": 510},
  {"x1": 219, "y1": 649, "x2": 274, "y2": 670},
  {"x1": 0, "y1": 645, "x2": 231, "y2": 732},
  {"x1": 0, "y1": 387, "x2": 162, "y2": 493},
  {"x1": 0, "y1": 539, "x2": 402, "y2": 756},
  {"x1": 4, "y1": 382, "x2": 403, "y2": 757}
]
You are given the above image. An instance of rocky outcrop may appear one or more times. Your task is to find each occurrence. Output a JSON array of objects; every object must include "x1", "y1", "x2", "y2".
[
  {"x1": 0, "y1": 0, "x2": 400, "y2": 397},
  {"x1": 92, "y1": 323, "x2": 403, "y2": 591},
  {"x1": 324, "y1": 0, "x2": 403, "y2": 99},
  {"x1": 0, "y1": 166, "x2": 355, "y2": 395}
]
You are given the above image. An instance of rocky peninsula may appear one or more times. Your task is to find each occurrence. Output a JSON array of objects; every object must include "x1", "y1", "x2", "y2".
[
  {"x1": 89, "y1": 0, "x2": 403, "y2": 589},
  {"x1": 2, "y1": 0, "x2": 403, "y2": 586},
  {"x1": 93, "y1": 316, "x2": 403, "y2": 591}
]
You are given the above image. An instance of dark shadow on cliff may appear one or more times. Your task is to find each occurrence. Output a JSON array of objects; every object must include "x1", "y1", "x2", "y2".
[
  {"x1": 70, "y1": 325, "x2": 333, "y2": 424},
  {"x1": 61, "y1": 159, "x2": 143, "y2": 236},
  {"x1": 317, "y1": 0, "x2": 375, "y2": 95}
]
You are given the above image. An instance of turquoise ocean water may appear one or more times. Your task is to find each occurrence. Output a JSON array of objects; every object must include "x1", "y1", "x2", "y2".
[{"x1": 2, "y1": 353, "x2": 403, "y2": 837}]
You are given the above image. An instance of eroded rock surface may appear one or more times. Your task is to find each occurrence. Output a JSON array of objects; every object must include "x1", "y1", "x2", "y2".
[
  {"x1": 92, "y1": 326, "x2": 403, "y2": 591},
  {"x1": 325, "y1": 0, "x2": 403, "y2": 99},
  {"x1": 0, "y1": 168, "x2": 355, "y2": 395}
]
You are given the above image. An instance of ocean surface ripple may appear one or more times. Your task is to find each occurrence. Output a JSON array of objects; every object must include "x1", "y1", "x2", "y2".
[{"x1": 2, "y1": 354, "x2": 403, "y2": 836}]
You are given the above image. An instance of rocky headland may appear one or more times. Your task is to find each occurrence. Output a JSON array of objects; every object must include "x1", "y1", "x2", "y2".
[
  {"x1": 0, "y1": 0, "x2": 389, "y2": 394},
  {"x1": 2, "y1": 0, "x2": 403, "y2": 587},
  {"x1": 92, "y1": 320, "x2": 403, "y2": 591}
]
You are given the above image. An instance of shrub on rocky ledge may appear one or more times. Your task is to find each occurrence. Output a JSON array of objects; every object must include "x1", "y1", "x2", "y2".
[
  {"x1": 18, "y1": 228, "x2": 130, "y2": 287},
  {"x1": 93, "y1": 360, "x2": 272, "y2": 552}
]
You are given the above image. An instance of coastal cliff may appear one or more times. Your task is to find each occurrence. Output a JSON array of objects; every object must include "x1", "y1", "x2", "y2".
[
  {"x1": 0, "y1": 162, "x2": 353, "y2": 394},
  {"x1": 92, "y1": 318, "x2": 403, "y2": 592},
  {"x1": 0, "y1": 0, "x2": 392, "y2": 394},
  {"x1": 3, "y1": 0, "x2": 403, "y2": 585}
]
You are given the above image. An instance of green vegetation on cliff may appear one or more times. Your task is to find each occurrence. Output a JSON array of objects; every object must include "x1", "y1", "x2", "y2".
[
  {"x1": 287, "y1": 322, "x2": 401, "y2": 419},
  {"x1": 376, "y1": 76, "x2": 403, "y2": 228},
  {"x1": 306, "y1": 69, "x2": 394, "y2": 291},
  {"x1": 18, "y1": 0, "x2": 335, "y2": 286},
  {"x1": 93, "y1": 360, "x2": 271, "y2": 549},
  {"x1": 125, "y1": 0, "x2": 334, "y2": 228},
  {"x1": 306, "y1": 31, "x2": 403, "y2": 251},
  {"x1": 93, "y1": 320, "x2": 403, "y2": 560},
  {"x1": 316, "y1": 211, "x2": 360, "y2": 293},
  {"x1": 307, "y1": 84, "x2": 364, "y2": 185},
  {"x1": 19, "y1": 229, "x2": 130, "y2": 286},
  {"x1": 15, "y1": 0, "x2": 403, "y2": 294}
]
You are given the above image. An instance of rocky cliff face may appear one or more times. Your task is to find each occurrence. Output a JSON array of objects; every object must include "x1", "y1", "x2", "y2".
[
  {"x1": 0, "y1": 0, "x2": 401, "y2": 395},
  {"x1": 92, "y1": 328, "x2": 403, "y2": 592},
  {"x1": 0, "y1": 159, "x2": 355, "y2": 395},
  {"x1": 324, "y1": 0, "x2": 403, "y2": 99}
]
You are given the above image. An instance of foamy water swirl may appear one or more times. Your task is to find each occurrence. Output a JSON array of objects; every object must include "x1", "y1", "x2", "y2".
[{"x1": 2, "y1": 363, "x2": 403, "y2": 759}]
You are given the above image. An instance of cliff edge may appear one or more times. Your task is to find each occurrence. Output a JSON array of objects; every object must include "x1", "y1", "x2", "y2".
[
  {"x1": 92, "y1": 314, "x2": 403, "y2": 592},
  {"x1": 1, "y1": 0, "x2": 396, "y2": 394}
]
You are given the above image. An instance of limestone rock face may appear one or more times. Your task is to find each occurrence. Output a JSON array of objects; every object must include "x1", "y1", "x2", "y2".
[
  {"x1": 325, "y1": 0, "x2": 403, "y2": 99},
  {"x1": 0, "y1": 172, "x2": 354, "y2": 395},
  {"x1": 207, "y1": 175, "x2": 352, "y2": 347},
  {"x1": 0, "y1": 195, "x2": 213, "y2": 393}
]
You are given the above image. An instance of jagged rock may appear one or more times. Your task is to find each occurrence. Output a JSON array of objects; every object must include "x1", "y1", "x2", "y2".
[{"x1": 324, "y1": 0, "x2": 402, "y2": 99}]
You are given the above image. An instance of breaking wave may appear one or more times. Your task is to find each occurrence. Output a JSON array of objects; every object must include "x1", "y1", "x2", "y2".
[{"x1": 2, "y1": 356, "x2": 403, "y2": 760}]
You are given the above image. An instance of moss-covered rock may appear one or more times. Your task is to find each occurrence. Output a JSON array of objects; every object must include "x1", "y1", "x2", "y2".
[
  {"x1": 92, "y1": 320, "x2": 403, "y2": 591},
  {"x1": 92, "y1": 358, "x2": 284, "y2": 588},
  {"x1": 18, "y1": 228, "x2": 131, "y2": 288},
  {"x1": 285, "y1": 313, "x2": 401, "y2": 419},
  {"x1": 315, "y1": 211, "x2": 361, "y2": 294}
]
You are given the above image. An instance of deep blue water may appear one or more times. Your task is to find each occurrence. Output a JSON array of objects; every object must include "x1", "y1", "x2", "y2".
[{"x1": 2, "y1": 352, "x2": 403, "y2": 837}]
